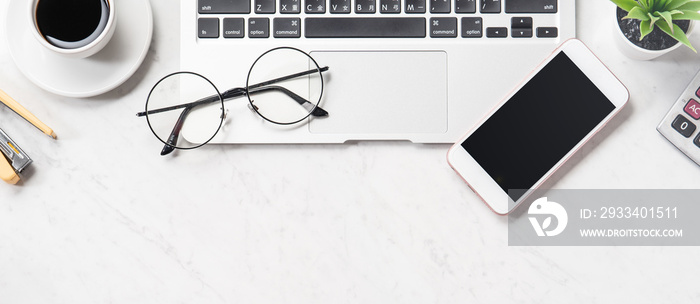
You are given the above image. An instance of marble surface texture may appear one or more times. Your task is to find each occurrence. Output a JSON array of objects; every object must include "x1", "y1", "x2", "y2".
[{"x1": 2, "y1": 0, "x2": 700, "y2": 303}]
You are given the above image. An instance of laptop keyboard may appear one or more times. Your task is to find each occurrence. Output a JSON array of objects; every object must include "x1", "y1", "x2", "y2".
[{"x1": 197, "y1": 0, "x2": 559, "y2": 39}]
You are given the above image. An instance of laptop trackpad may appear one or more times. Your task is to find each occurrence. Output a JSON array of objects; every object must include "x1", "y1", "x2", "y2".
[{"x1": 308, "y1": 51, "x2": 447, "y2": 136}]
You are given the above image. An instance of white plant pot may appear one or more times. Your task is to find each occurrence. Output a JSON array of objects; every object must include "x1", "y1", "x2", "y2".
[{"x1": 613, "y1": 7, "x2": 695, "y2": 60}]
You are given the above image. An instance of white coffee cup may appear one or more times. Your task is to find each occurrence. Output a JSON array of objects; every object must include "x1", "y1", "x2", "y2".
[{"x1": 29, "y1": 0, "x2": 117, "y2": 59}]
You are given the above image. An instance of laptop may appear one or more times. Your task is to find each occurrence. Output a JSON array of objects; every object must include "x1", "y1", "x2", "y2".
[{"x1": 181, "y1": 0, "x2": 575, "y2": 143}]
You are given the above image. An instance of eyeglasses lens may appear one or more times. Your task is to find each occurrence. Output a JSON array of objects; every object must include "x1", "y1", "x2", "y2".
[
  {"x1": 145, "y1": 72, "x2": 224, "y2": 150},
  {"x1": 246, "y1": 48, "x2": 324, "y2": 125}
]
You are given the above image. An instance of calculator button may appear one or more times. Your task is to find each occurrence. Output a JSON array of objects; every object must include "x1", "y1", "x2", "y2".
[
  {"x1": 696, "y1": 87, "x2": 700, "y2": 98},
  {"x1": 695, "y1": 133, "x2": 700, "y2": 148},
  {"x1": 685, "y1": 99, "x2": 700, "y2": 119},
  {"x1": 672, "y1": 115, "x2": 697, "y2": 138}
]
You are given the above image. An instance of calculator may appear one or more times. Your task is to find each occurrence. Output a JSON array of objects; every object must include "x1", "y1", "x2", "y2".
[{"x1": 657, "y1": 69, "x2": 700, "y2": 166}]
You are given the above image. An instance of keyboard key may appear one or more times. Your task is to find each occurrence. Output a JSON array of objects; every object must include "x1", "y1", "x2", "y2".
[
  {"x1": 455, "y1": 0, "x2": 475, "y2": 13},
  {"x1": 199, "y1": 0, "x2": 250, "y2": 13},
  {"x1": 431, "y1": 0, "x2": 451, "y2": 13},
  {"x1": 356, "y1": 0, "x2": 377, "y2": 13},
  {"x1": 280, "y1": 0, "x2": 301, "y2": 13},
  {"x1": 686, "y1": 99, "x2": 700, "y2": 120},
  {"x1": 305, "y1": 0, "x2": 326, "y2": 13},
  {"x1": 430, "y1": 17, "x2": 457, "y2": 37},
  {"x1": 330, "y1": 0, "x2": 351, "y2": 13},
  {"x1": 672, "y1": 115, "x2": 697, "y2": 138},
  {"x1": 380, "y1": 0, "x2": 401, "y2": 13},
  {"x1": 511, "y1": 17, "x2": 532, "y2": 37},
  {"x1": 248, "y1": 18, "x2": 270, "y2": 38},
  {"x1": 223, "y1": 18, "x2": 245, "y2": 38},
  {"x1": 695, "y1": 133, "x2": 700, "y2": 148},
  {"x1": 696, "y1": 87, "x2": 700, "y2": 98},
  {"x1": 255, "y1": 0, "x2": 276, "y2": 13},
  {"x1": 511, "y1": 28, "x2": 532, "y2": 37},
  {"x1": 305, "y1": 17, "x2": 426, "y2": 37},
  {"x1": 480, "y1": 0, "x2": 500, "y2": 13},
  {"x1": 405, "y1": 0, "x2": 426, "y2": 13},
  {"x1": 198, "y1": 18, "x2": 219, "y2": 38},
  {"x1": 511, "y1": 17, "x2": 532, "y2": 28},
  {"x1": 536, "y1": 27, "x2": 558, "y2": 37},
  {"x1": 461, "y1": 17, "x2": 482, "y2": 37},
  {"x1": 274, "y1": 17, "x2": 301, "y2": 37},
  {"x1": 505, "y1": 0, "x2": 557, "y2": 13},
  {"x1": 486, "y1": 27, "x2": 507, "y2": 37}
]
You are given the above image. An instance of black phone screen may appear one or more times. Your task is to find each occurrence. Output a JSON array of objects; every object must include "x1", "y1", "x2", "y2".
[{"x1": 461, "y1": 52, "x2": 616, "y2": 201}]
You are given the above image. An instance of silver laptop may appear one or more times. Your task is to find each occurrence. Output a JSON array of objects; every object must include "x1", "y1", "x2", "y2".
[{"x1": 180, "y1": 0, "x2": 575, "y2": 143}]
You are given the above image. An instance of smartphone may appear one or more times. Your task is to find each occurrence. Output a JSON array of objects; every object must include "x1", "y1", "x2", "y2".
[{"x1": 447, "y1": 39, "x2": 629, "y2": 215}]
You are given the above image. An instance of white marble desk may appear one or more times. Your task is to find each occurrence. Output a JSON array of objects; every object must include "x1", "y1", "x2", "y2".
[{"x1": 1, "y1": 1, "x2": 699, "y2": 303}]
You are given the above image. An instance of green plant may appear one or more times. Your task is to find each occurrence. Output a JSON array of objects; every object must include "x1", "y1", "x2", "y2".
[{"x1": 611, "y1": 0, "x2": 700, "y2": 52}]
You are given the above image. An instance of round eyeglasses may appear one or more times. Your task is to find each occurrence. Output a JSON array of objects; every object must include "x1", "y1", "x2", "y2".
[{"x1": 136, "y1": 47, "x2": 329, "y2": 155}]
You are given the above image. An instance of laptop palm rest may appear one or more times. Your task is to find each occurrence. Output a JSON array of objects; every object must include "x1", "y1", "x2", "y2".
[{"x1": 308, "y1": 51, "x2": 448, "y2": 138}]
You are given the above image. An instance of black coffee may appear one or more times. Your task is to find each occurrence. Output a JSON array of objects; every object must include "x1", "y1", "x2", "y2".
[{"x1": 35, "y1": 0, "x2": 109, "y2": 47}]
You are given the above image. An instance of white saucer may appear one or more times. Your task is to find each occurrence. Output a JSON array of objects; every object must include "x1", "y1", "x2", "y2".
[{"x1": 6, "y1": 0, "x2": 153, "y2": 98}]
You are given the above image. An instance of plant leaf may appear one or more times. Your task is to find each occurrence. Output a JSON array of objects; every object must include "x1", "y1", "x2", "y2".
[
  {"x1": 639, "y1": 0, "x2": 650, "y2": 10},
  {"x1": 658, "y1": 11, "x2": 676, "y2": 32},
  {"x1": 673, "y1": 9, "x2": 700, "y2": 19},
  {"x1": 611, "y1": 0, "x2": 641, "y2": 12},
  {"x1": 669, "y1": 9, "x2": 684, "y2": 15},
  {"x1": 659, "y1": 0, "x2": 672, "y2": 10},
  {"x1": 667, "y1": 0, "x2": 693, "y2": 10},
  {"x1": 625, "y1": 6, "x2": 652, "y2": 20},
  {"x1": 657, "y1": 21, "x2": 697, "y2": 52},
  {"x1": 675, "y1": 1, "x2": 700, "y2": 11},
  {"x1": 640, "y1": 19, "x2": 653, "y2": 40},
  {"x1": 648, "y1": 12, "x2": 661, "y2": 27}
]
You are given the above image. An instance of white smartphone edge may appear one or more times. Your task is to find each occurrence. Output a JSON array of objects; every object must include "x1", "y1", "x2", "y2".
[{"x1": 446, "y1": 39, "x2": 630, "y2": 215}]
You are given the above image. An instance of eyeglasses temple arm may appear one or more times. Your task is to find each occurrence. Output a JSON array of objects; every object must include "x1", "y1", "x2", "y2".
[
  {"x1": 247, "y1": 66, "x2": 329, "y2": 90},
  {"x1": 137, "y1": 94, "x2": 221, "y2": 117},
  {"x1": 160, "y1": 106, "x2": 193, "y2": 156},
  {"x1": 249, "y1": 86, "x2": 328, "y2": 117}
]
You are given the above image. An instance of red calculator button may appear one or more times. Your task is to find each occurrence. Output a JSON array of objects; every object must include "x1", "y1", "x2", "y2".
[
  {"x1": 696, "y1": 86, "x2": 700, "y2": 98},
  {"x1": 685, "y1": 99, "x2": 700, "y2": 120}
]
